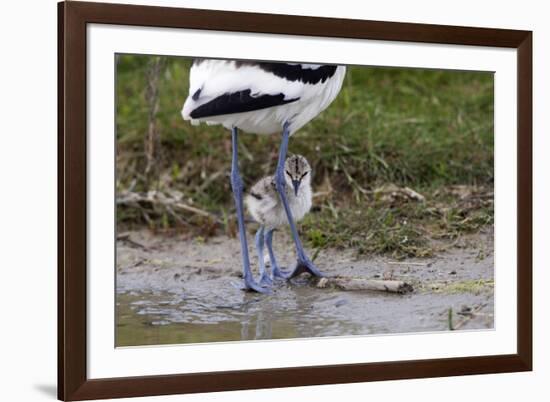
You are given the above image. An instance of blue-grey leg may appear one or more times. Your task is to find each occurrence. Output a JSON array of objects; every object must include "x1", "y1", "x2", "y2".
[
  {"x1": 265, "y1": 229, "x2": 289, "y2": 280},
  {"x1": 274, "y1": 122, "x2": 324, "y2": 279},
  {"x1": 230, "y1": 127, "x2": 269, "y2": 293},
  {"x1": 255, "y1": 226, "x2": 273, "y2": 286}
]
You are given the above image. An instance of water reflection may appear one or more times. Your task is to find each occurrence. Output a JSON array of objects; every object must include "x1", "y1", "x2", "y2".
[{"x1": 116, "y1": 287, "x2": 363, "y2": 346}]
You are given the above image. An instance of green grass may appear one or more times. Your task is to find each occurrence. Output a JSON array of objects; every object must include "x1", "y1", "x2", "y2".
[{"x1": 116, "y1": 55, "x2": 494, "y2": 257}]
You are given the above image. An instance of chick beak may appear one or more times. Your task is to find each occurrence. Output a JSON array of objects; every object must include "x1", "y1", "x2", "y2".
[{"x1": 292, "y1": 179, "x2": 301, "y2": 196}]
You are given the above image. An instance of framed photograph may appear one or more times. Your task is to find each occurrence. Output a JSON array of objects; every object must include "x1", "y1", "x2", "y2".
[{"x1": 58, "y1": 1, "x2": 532, "y2": 400}]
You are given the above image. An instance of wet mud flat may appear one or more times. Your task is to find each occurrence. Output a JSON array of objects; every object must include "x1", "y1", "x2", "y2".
[{"x1": 116, "y1": 229, "x2": 494, "y2": 347}]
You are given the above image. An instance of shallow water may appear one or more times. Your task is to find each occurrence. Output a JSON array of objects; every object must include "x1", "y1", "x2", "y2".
[
  {"x1": 116, "y1": 230, "x2": 494, "y2": 347},
  {"x1": 116, "y1": 287, "x2": 363, "y2": 345}
]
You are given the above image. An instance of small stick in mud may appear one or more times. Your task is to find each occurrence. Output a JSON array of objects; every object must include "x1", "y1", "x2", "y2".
[
  {"x1": 315, "y1": 276, "x2": 414, "y2": 294},
  {"x1": 449, "y1": 303, "x2": 488, "y2": 331},
  {"x1": 387, "y1": 261, "x2": 428, "y2": 267}
]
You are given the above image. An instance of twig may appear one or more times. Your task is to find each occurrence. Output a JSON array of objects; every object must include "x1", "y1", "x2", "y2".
[
  {"x1": 312, "y1": 191, "x2": 332, "y2": 199},
  {"x1": 316, "y1": 276, "x2": 413, "y2": 294},
  {"x1": 140, "y1": 208, "x2": 153, "y2": 227},
  {"x1": 340, "y1": 162, "x2": 369, "y2": 195},
  {"x1": 172, "y1": 202, "x2": 213, "y2": 218},
  {"x1": 388, "y1": 261, "x2": 428, "y2": 267},
  {"x1": 117, "y1": 190, "x2": 219, "y2": 222},
  {"x1": 117, "y1": 231, "x2": 149, "y2": 249},
  {"x1": 451, "y1": 303, "x2": 488, "y2": 331},
  {"x1": 164, "y1": 204, "x2": 190, "y2": 227}
]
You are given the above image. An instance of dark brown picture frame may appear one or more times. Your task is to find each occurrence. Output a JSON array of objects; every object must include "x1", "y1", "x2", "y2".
[{"x1": 58, "y1": 1, "x2": 532, "y2": 400}]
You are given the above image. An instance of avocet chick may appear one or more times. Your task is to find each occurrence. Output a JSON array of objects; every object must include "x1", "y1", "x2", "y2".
[{"x1": 245, "y1": 155, "x2": 313, "y2": 286}]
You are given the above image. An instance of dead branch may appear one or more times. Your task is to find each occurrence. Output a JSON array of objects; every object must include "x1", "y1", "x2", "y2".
[
  {"x1": 316, "y1": 276, "x2": 413, "y2": 294},
  {"x1": 117, "y1": 189, "x2": 219, "y2": 222}
]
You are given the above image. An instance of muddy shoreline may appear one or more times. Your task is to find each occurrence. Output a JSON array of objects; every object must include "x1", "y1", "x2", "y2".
[{"x1": 116, "y1": 228, "x2": 494, "y2": 346}]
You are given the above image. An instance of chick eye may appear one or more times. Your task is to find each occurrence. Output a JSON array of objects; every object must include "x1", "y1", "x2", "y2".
[
  {"x1": 286, "y1": 170, "x2": 292, "y2": 177},
  {"x1": 300, "y1": 171, "x2": 309, "y2": 179}
]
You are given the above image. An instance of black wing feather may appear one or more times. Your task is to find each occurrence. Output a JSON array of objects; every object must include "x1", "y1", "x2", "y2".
[
  {"x1": 190, "y1": 89, "x2": 299, "y2": 119},
  {"x1": 250, "y1": 63, "x2": 337, "y2": 85}
]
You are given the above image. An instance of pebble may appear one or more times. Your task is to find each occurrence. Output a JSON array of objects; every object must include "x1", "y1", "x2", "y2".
[{"x1": 335, "y1": 299, "x2": 348, "y2": 308}]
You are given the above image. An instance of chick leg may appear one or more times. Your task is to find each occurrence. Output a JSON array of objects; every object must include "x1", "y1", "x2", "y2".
[
  {"x1": 265, "y1": 229, "x2": 290, "y2": 280},
  {"x1": 255, "y1": 226, "x2": 273, "y2": 286}
]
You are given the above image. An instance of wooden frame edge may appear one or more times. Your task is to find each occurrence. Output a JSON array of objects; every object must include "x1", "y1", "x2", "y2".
[
  {"x1": 57, "y1": 1, "x2": 65, "y2": 400},
  {"x1": 64, "y1": 1, "x2": 529, "y2": 47},
  {"x1": 516, "y1": 32, "x2": 533, "y2": 371},
  {"x1": 58, "y1": 1, "x2": 533, "y2": 400},
  {"x1": 59, "y1": 1, "x2": 88, "y2": 399},
  {"x1": 66, "y1": 354, "x2": 530, "y2": 401}
]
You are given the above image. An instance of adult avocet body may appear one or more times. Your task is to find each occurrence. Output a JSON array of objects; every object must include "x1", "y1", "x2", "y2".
[{"x1": 181, "y1": 59, "x2": 346, "y2": 293}]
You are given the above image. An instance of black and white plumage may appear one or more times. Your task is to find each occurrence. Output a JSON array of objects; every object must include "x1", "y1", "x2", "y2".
[
  {"x1": 181, "y1": 59, "x2": 346, "y2": 293},
  {"x1": 181, "y1": 60, "x2": 346, "y2": 134}
]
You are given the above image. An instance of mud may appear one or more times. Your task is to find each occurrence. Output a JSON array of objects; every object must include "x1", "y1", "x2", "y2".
[{"x1": 116, "y1": 229, "x2": 494, "y2": 346}]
